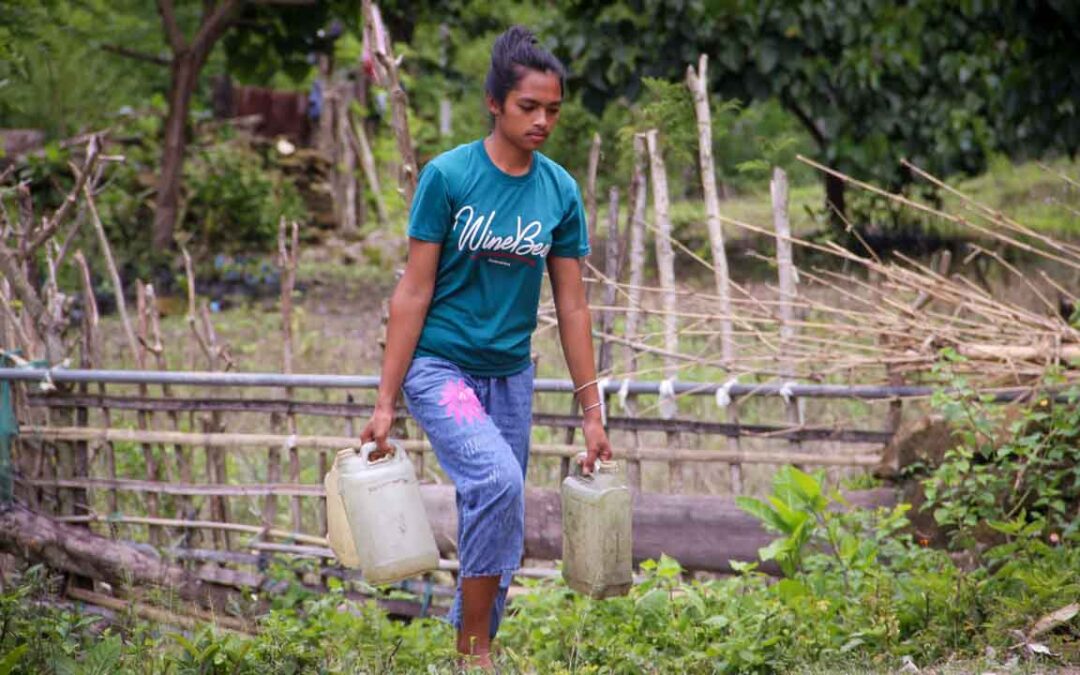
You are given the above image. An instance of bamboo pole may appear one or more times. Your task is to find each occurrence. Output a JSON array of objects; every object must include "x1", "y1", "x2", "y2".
[
  {"x1": 347, "y1": 107, "x2": 388, "y2": 225},
  {"x1": 135, "y1": 283, "x2": 163, "y2": 545},
  {"x1": 643, "y1": 129, "x2": 682, "y2": 491},
  {"x1": 597, "y1": 187, "x2": 622, "y2": 376},
  {"x1": 21, "y1": 427, "x2": 883, "y2": 466},
  {"x1": 67, "y1": 586, "x2": 251, "y2": 634},
  {"x1": 772, "y1": 168, "x2": 803, "y2": 465},
  {"x1": 144, "y1": 282, "x2": 192, "y2": 538},
  {"x1": 586, "y1": 132, "x2": 602, "y2": 245},
  {"x1": 623, "y1": 135, "x2": 649, "y2": 490},
  {"x1": 687, "y1": 54, "x2": 743, "y2": 494},
  {"x1": 278, "y1": 220, "x2": 305, "y2": 533},
  {"x1": 333, "y1": 87, "x2": 359, "y2": 237}
]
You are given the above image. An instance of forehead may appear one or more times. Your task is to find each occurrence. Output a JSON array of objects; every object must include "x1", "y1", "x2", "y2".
[{"x1": 508, "y1": 68, "x2": 562, "y2": 103}]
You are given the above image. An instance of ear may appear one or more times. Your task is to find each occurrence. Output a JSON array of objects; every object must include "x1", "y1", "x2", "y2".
[{"x1": 485, "y1": 93, "x2": 503, "y2": 117}]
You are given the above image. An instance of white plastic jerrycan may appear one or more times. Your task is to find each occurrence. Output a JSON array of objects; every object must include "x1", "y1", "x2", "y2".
[
  {"x1": 333, "y1": 441, "x2": 440, "y2": 584},
  {"x1": 324, "y1": 451, "x2": 362, "y2": 568},
  {"x1": 561, "y1": 453, "x2": 633, "y2": 598}
]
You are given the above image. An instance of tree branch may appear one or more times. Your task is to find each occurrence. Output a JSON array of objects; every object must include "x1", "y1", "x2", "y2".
[
  {"x1": 101, "y1": 44, "x2": 171, "y2": 67},
  {"x1": 193, "y1": 0, "x2": 243, "y2": 57},
  {"x1": 27, "y1": 137, "x2": 101, "y2": 254},
  {"x1": 156, "y1": 0, "x2": 188, "y2": 53},
  {"x1": 0, "y1": 239, "x2": 46, "y2": 324},
  {"x1": 781, "y1": 95, "x2": 827, "y2": 150}
]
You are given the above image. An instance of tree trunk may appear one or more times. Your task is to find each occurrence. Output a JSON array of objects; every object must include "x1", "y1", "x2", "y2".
[
  {"x1": 153, "y1": 53, "x2": 199, "y2": 251},
  {"x1": 825, "y1": 172, "x2": 846, "y2": 230}
]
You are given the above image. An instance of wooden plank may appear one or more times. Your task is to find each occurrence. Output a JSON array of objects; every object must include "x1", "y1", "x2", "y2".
[{"x1": 22, "y1": 427, "x2": 883, "y2": 466}]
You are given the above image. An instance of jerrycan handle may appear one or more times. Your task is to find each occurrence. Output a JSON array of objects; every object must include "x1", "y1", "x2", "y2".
[
  {"x1": 359, "y1": 439, "x2": 403, "y2": 466},
  {"x1": 571, "y1": 452, "x2": 618, "y2": 479}
]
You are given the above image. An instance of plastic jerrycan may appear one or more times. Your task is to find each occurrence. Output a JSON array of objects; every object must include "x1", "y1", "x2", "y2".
[
  {"x1": 332, "y1": 441, "x2": 440, "y2": 584},
  {"x1": 561, "y1": 454, "x2": 633, "y2": 598}
]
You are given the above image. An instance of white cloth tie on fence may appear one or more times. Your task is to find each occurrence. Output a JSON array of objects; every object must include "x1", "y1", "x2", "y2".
[
  {"x1": 283, "y1": 434, "x2": 298, "y2": 451},
  {"x1": 597, "y1": 377, "x2": 611, "y2": 427},
  {"x1": 715, "y1": 377, "x2": 739, "y2": 408},
  {"x1": 41, "y1": 358, "x2": 70, "y2": 393},
  {"x1": 659, "y1": 378, "x2": 677, "y2": 419},
  {"x1": 778, "y1": 381, "x2": 796, "y2": 405},
  {"x1": 617, "y1": 378, "x2": 630, "y2": 411},
  {"x1": 779, "y1": 380, "x2": 806, "y2": 425}
]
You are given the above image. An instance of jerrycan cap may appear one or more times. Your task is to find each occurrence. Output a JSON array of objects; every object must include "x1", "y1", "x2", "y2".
[
  {"x1": 571, "y1": 452, "x2": 619, "y2": 479},
  {"x1": 337, "y1": 439, "x2": 403, "y2": 466}
]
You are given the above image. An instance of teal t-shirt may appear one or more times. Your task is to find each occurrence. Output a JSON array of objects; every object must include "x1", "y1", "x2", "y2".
[{"x1": 408, "y1": 140, "x2": 591, "y2": 377}]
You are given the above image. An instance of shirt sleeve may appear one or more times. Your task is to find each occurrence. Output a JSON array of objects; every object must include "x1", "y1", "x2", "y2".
[
  {"x1": 549, "y1": 181, "x2": 591, "y2": 258},
  {"x1": 407, "y1": 164, "x2": 453, "y2": 242}
]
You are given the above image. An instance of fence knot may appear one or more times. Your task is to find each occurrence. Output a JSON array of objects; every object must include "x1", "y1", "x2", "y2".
[
  {"x1": 659, "y1": 379, "x2": 677, "y2": 419},
  {"x1": 715, "y1": 377, "x2": 739, "y2": 408}
]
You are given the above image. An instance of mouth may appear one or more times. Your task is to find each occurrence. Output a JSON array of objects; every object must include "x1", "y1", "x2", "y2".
[{"x1": 525, "y1": 132, "x2": 548, "y2": 142}]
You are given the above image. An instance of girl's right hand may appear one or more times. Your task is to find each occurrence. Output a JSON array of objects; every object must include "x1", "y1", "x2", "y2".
[{"x1": 360, "y1": 403, "x2": 395, "y2": 459}]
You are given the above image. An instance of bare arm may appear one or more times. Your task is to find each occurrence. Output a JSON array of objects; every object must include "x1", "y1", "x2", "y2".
[
  {"x1": 548, "y1": 255, "x2": 613, "y2": 473},
  {"x1": 361, "y1": 238, "x2": 441, "y2": 452}
]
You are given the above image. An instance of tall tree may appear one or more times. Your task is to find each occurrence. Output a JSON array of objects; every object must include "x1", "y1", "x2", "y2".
[
  {"x1": 153, "y1": 0, "x2": 244, "y2": 250},
  {"x1": 552, "y1": 0, "x2": 1080, "y2": 227}
]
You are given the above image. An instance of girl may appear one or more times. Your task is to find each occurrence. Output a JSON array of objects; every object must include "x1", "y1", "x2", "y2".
[{"x1": 360, "y1": 25, "x2": 613, "y2": 669}]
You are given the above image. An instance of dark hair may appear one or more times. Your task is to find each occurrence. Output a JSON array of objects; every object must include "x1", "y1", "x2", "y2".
[{"x1": 485, "y1": 26, "x2": 566, "y2": 106}]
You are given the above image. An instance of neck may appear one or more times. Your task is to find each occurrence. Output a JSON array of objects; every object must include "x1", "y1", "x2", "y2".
[{"x1": 484, "y1": 132, "x2": 532, "y2": 176}]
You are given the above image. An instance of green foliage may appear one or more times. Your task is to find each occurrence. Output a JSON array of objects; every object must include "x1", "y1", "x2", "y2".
[
  {"x1": 182, "y1": 140, "x2": 307, "y2": 254},
  {"x1": 553, "y1": 0, "x2": 1080, "y2": 218},
  {"x1": 923, "y1": 352, "x2": 1080, "y2": 550}
]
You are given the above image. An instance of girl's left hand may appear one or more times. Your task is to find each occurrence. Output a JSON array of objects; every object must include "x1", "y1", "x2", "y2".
[{"x1": 579, "y1": 416, "x2": 614, "y2": 475}]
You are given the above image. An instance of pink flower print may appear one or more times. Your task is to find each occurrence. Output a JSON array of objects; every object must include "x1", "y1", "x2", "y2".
[{"x1": 439, "y1": 379, "x2": 485, "y2": 426}]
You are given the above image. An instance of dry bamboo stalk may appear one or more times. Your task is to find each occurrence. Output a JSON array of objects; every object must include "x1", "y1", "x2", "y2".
[
  {"x1": 135, "y1": 283, "x2": 162, "y2": 545},
  {"x1": 278, "y1": 220, "x2": 304, "y2": 533},
  {"x1": 23, "y1": 427, "x2": 883, "y2": 466},
  {"x1": 73, "y1": 252, "x2": 116, "y2": 527},
  {"x1": 796, "y1": 154, "x2": 1080, "y2": 272},
  {"x1": 67, "y1": 586, "x2": 251, "y2": 634},
  {"x1": 347, "y1": 107, "x2": 388, "y2": 225},
  {"x1": 905, "y1": 159, "x2": 1080, "y2": 261},
  {"x1": 57, "y1": 512, "x2": 327, "y2": 546},
  {"x1": 333, "y1": 88, "x2": 359, "y2": 237},
  {"x1": 642, "y1": 130, "x2": 683, "y2": 490},
  {"x1": 597, "y1": 187, "x2": 622, "y2": 376},
  {"x1": 144, "y1": 282, "x2": 190, "y2": 529},
  {"x1": 772, "y1": 168, "x2": 803, "y2": 463},
  {"x1": 84, "y1": 184, "x2": 139, "y2": 365},
  {"x1": 586, "y1": 132, "x2": 602, "y2": 245},
  {"x1": 686, "y1": 54, "x2": 735, "y2": 366}
]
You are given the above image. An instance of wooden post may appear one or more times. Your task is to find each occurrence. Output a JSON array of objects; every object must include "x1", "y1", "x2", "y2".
[
  {"x1": 586, "y1": 133, "x2": 602, "y2": 244},
  {"x1": 772, "y1": 168, "x2": 802, "y2": 464},
  {"x1": 136, "y1": 282, "x2": 163, "y2": 545},
  {"x1": 278, "y1": 220, "x2": 305, "y2": 534},
  {"x1": 347, "y1": 108, "x2": 388, "y2": 226},
  {"x1": 334, "y1": 87, "x2": 360, "y2": 238},
  {"x1": 623, "y1": 135, "x2": 649, "y2": 491},
  {"x1": 364, "y1": 0, "x2": 417, "y2": 207},
  {"x1": 643, "y1": 130, "x2": 682, "y2": 492},
  {"x1": 597, "y1": 187, "x2": 622, "y2": 376},
  {"x1": 687, "y1": 54, "x2": 743, "y2": 494},
  {"x1": 144, "y1": 282, "x2": 192, "y2": 541}
]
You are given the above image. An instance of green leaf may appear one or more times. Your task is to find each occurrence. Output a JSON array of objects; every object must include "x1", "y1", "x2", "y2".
[{"x1": 0, "y1": 645, "x2": 28, "y2": 675}]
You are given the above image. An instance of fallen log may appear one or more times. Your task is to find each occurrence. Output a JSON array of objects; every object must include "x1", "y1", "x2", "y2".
[
  {"x1": 0, "y1": 503, "x2": 232, "y2": 610},
  {"x1": 424, "y1": 485, "x2": 898, "y2": 574}
]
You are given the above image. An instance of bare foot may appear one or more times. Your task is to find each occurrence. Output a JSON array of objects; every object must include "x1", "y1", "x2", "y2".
[{"x1": 457, "y1": 651, "x2": 495, "y2": 673}]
